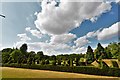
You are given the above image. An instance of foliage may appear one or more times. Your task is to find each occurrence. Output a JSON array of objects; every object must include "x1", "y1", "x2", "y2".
[
  {"x1": 10, "y1": 50, "x2": 23, "y2": 64},
  {"x1": 98, "y1": 60, "x2": 109, "y2": 69},
  {"x1": 118, "y1": 54, "x2": 120, "y2": 61},
  {"x1": 41, "y1": 60, "x2": 45, "y2": 65},
  {"x1": 2, "y1": 48, "x2": 13, "y2": 63},
  {"x1": 35, "y1": 51, "x2": 44, "y2": 61},
  {"x1": 20, "y1": 43, "x2": 27, "y2": 53},
  {"x1": 2, "y1": 52, "x2": 10, "y2": 63},
  {"x1": 27, "y1": 51, "x2": 36, "y2": 65},
  {"x1": 74, "y1": 58, "x2": 79, "y2": 66},
  {"x1": 50, "y1": 55, "x2": 56, "y2": 60},
  {"x1": 111, "y1": 61, "x2": 119, "y2": 68},
  {"x1": 107, "y1": 42, "x2": 119, "y2": 58},
  {"x1": 85, "y1": 46, "x2": 95, "y2": 64},
  {"x1": 79, "y1": 62, "x2": 86, "y2": 66},
  {"x1": 2, "y1": 48, "x2": 13, "y2": 53},
  {"x1": 51, "y1": 60, "x2": 56, "y2": 66},
  {"x1": 1, "y1": 42, "x2": 120, "y2": 68},
  {"x1": 57, "y1": 59, "x2": 61, "y2": 65},
  {"x1": 118, "y1": 42, "x2": 120, "y2": 61},
  {"x1": 2, "y1": 64, "x2": 120, "y2": 77},
  {"x1": 94, "y1": 43, "x2": 108, "y2": 60},
  {"x1": 104, "y1": 47, "x2": 112, "y2": 59},
  {"x1": 45, "y1": 59, "x2": 49, "y2": 64}
]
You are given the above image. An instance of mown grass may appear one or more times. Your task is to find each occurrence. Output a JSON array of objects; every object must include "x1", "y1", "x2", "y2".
[{"x1": 1, "y1": 67, "x2": 118, "y2": 78}]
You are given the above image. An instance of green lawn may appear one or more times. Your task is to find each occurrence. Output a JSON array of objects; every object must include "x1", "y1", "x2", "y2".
[{"x1": 1, "y1": 67, "x2": 118, "y2": 78}]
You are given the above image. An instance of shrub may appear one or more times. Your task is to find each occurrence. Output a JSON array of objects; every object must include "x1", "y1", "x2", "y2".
[
  {"x1": 97, "y1": 60, "x2": 109, "y2": 69},
  {"x1": 2, "y1": 63, "x2": 120, "y2": 77},
  {"x1": 118, "y1": 53, "x2": 120, "y2": 63},
  {"x1": 51, "y1": 60, "x2": 56, "y2": 66},
  {"x1": 79, "y1": 62, "x2": 86, "y2": 66},
  {"x1": 111, "y1": 61, "x2": 119, "y2": 68},
  {"x1": 41, "y1": 60, "x2": 45, "y2": 65},
  {"x1": 57, "y1": 60, "x2": 61, "y2": 65},
  {"x1": 45, "y1": 60, "x2": 49, "y2": 64}
]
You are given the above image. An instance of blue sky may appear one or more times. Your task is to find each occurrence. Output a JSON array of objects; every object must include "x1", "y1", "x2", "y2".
[
  {"x1": 1, "y1": 2, "x2": 41, "y2": 46},
  {"x1": 1, "y1": 1, "x2": 120, "y2": 55}
]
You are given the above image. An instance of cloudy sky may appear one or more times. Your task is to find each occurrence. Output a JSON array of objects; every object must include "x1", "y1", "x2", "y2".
[{"x1": 0, "y1": 0, "x2": 120, "y2": 55}]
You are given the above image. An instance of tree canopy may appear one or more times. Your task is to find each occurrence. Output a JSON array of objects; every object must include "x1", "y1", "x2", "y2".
[
  {"x1": 85, "y1": 46, "x2": 95, "y2": 64},
  {"x1": 1, "y1": 42, "x2": 120, "y2": 67}
]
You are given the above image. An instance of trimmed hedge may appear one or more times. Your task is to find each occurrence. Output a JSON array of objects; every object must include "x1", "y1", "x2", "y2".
[
  {"x1": 2, "y1": 63, "x2": 120, "y2": 77},
  {"x1": 111, "y1": 61, "x2": 119, "y2": 68}
]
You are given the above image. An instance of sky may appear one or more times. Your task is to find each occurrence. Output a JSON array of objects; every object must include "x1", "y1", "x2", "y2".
[{"x1": 0, "y1": 0, "x2": 120, "y2": 55}]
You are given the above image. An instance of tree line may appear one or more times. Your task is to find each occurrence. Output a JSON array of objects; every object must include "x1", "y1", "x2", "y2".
[{"x1": 1, "y1": 42, "x2": 120, "y2": 66}]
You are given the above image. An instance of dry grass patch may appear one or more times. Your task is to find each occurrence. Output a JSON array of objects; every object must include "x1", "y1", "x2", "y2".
[{"x1": 1, "y1": 67, "x2": 118, "y2": 78}]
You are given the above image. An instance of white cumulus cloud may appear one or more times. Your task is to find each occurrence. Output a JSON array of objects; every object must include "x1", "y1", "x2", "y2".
[
  {"x1": 17, "y1": 33, "x2": 31, "y2": 41},
  {"x1": 27, "y1": 42, "x2": 72, "y2": 55},
  {"x1": 97, "y1": 22, "x2": 119, "y2": 40},
  {"x1": 86, "y1": 29, "x2": 100, "y2": 38},
  {"x1": 74, "y1": 47, "x2": 87, "y2": 54},
  {"x1": 13, "y1": 0, "x2": 117, "y2": 55},
  {"x1": 35, "y1": 0, "x2": 111, "y2": 35},
  {"x1": 73, "y1": 29, "x2": 100, "y2": 48},
  {"x1": 50, "y1": 33, "x2": 76, "y2": 44},
  {"x1": 74, "y1": 36, "x2": 90, "y2": 47},
  {"x1": 25, "y1": 27, "x2": 43, "y2": 38}
]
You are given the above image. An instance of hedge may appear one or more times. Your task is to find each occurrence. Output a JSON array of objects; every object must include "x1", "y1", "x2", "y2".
[
  {"x1": 2, "y1": 63, "x2": 120, "y2": 77},
  {"x1": 111, "y1": 61, "x2": 119, "y2": 68}
]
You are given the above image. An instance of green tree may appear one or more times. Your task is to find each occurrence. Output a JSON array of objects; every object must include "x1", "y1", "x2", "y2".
[
  {"x1": 10, "y1": 50, "x2": 23, "y2": 64},
  {"x1": 27, "y1": 51, "x2": 36, "y2": 65},
  {"x1": 2, "y1": 48, "x2": 13, "y2": 64},
  {"x1": 2, "y1": 52, "x2": 10, "y2": 64},
  {"x1": 118, "y1": 42, "x2": 120, "y2": 61},
  {"x1": 85, "y1": 46, "x2": 95, "y2": 64},
  {"x1": 107, "y1": 42, "x2": 119, "y2": 58},
  {"x1": 20, "y1": 43, "x2": 27, "y2": 53},
  {"x1": 41, "y1": 60, "x2": 45, "y2": 65},
  {"x1": 20, "y1": 44, "x2": 28, "y2": 63},
  {"x1": 57, "y1": 59, "x2": 61, "y2": 65},
  {"x1": 45, "y1": 59, "x2": 49, "y2": 64},
  {"x1": 104, "y1": 47, "x2": 112, "y2": 59},
  {"x1": 94, "y1": 43, "x2": 107, "y2": 60},
  {"x1": 51, "y1": 60, "x2": 56, "y2": 66},
  {"x1": 2, "y1": 48, "x2": 13, "y2": 53},
  {"x1": 35, "y1": 51, "x2": 44, "y2": 64},
  {"x1": 50, "y1": 55, "x2": 56, "y2": 66},
  {"x1": 51, "y1": 55, "x2": 56, "y2": 60}
]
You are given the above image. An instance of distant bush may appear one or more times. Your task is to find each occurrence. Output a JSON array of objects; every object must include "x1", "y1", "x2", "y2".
[
  {"x1": 57, "y1": 60, "x2": 61, "y2": 65},
  {"x1": 45, "y1": 60, "x2": 49, "y2": 64},
  {"x1": 41, "y1": 60, "x2": 45, "y2": 65},
  {"x1": 79, "y1": 62, "x2": 86, "y2": 66},
  {"x1": 2, "y1": 63, "x2": 120, "y2": 77},
  {"x1": 51, "y1": 60, "x2": 56, "y2": 66}
]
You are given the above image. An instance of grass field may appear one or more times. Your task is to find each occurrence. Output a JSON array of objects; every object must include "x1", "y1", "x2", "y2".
[{"x1": 1, "y1": 67, "x2": 118, "y2": 78}]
